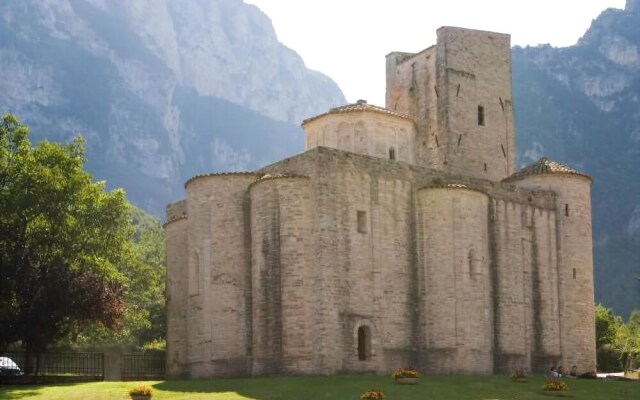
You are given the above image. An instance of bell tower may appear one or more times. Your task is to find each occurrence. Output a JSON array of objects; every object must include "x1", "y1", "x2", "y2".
[{"x1": 386, "y1": 26, "x2": 515, "y2": 181}]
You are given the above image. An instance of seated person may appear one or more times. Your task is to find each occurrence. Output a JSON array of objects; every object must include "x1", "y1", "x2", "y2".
[{"x1": 569, "y1": 365, "x2": 577, "y2": 377}]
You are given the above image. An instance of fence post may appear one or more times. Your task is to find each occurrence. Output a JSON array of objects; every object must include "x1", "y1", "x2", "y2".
[{"x1": 103, "y1": 352, "x2": 122, "y2": 381}]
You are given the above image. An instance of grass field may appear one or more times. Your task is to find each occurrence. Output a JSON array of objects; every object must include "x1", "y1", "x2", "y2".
[{"x1": 0, "y1": 374, "x2": 637, "y2": 400}]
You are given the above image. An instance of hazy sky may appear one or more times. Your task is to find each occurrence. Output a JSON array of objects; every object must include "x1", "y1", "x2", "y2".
[{"x1": 245, "y1": 0, "x2": 626, "y2": 106}]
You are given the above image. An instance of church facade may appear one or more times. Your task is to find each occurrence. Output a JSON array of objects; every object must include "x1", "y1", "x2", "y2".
[{"x1": 165, "y1": 27, "x2": 596, "y2": 378}]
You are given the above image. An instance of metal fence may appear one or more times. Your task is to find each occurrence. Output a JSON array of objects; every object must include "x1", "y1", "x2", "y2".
[
  {"x1": 2, "y1": 351, "x2": 104, "y2": 377},
  {"x1": 2, "y1": 351, "x2": 165, "y2": 381},
  {"x1": 121, "y1": 353, "x2": 166, "y2": 380}
]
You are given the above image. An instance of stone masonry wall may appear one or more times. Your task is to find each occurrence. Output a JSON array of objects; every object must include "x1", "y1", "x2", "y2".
[
  {"x1": 416, "y1": 187, "x2": 493, "y2": 374},
  {"x1": 250, "y1": 176, "x2": 317, "y2": 374},
  {"x1": 386, "y1": 47, "x2": 438, "y2": 168},
  {"x1": 491, "y1": 200, "x2": 561, "y2": 373},
  {"x1": 303, "y1": 112, "x2": 416, "y2": 164},
  {"x1": 164, "y1": 200, "x2": 188, "y2": 378},
  {"x1": 513, "y1": 175, "x2": 596, "y2": 374},
  {"x1": 184, "y1": 173, "x2": 257, "y2": 377},
  {"x1": 436, "y1": 27, "x2": 515, "y2": 182}
]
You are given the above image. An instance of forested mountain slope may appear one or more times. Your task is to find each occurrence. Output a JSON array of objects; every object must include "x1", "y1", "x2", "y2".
[{"x1": 513, "y1": 0, "x2": 640, "y2": 317}]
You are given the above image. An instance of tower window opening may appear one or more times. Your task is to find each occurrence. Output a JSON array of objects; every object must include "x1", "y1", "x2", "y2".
[
  {"x1": 484, "y1": 163, "x2": 487, "y2": 172},
  {"x1": 389, "y1": 147, "x2": 396, "y2": 160},
  {"x1": 357, "y1": 326, "x2": 371, "y2": 361},
  {"x1": 565, "y1": 204, "x2": 569, "y2": 217},
  {"x1": 357, "y1": 211, "x2": 367, "y2": 233},
  {"x1": 573, "y1": 268, "x2": 577, "y2": 280},
  {"x1": 478, "y1": 105, "x2": 485, "y2": 126},
  {"x1": 468, "y1": 249, "x2": 481, "y2": 277}
]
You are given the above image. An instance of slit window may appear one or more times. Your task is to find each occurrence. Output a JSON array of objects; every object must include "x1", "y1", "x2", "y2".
[
  {"x1": 389, "y1": 147, "x2": 396, "y2": 160},
  {"x1": 478, "y1": 105, "x2": 485, "y2": 126},
  {"x1": 573, "y1": 268, "x2": 577, "y2": 280},
  {"x1": 357, "y1": 210, "x2": 367, "y2": 233},
  {"x1": 565, "y1": 204, "x2": 569, "y2": 217},
  {"x1": 468, "y1": 249, "x2": 481, "y2": 277}
]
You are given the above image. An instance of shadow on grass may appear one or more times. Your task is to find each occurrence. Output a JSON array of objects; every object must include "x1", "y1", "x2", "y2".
[
  {"x1": 0, "y1": 389, "x2": 42, "y2": 399},
  {"x1": 153, "y1": 375, "x2": 387, "y2": 400}
]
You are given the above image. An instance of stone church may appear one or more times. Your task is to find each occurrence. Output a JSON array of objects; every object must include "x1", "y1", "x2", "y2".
[{"x1": 165, "y1": 27, "x2": 596, "y2": 378}]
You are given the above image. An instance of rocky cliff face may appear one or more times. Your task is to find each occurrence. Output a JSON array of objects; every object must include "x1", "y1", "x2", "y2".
[
  {"x1": 513, "y1": 0, "x2": 640, "y2": 317},
  {"x1": 0, "y1": 0, "x2": 345, "y2": 212}
]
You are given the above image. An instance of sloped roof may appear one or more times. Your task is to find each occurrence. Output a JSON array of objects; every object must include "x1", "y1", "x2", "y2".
[
  {"x1": 301, "y1": 100, "x2": 413, "y2": 125},
  {"x1": 184, "y1": 172, "x2": 257, "y2": 188},
  {"x1": 505, "y1": 157, "x2": 592, "y2": 181}
]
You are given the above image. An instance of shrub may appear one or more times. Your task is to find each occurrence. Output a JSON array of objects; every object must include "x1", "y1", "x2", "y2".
[
  {"x1": 360, "y1": 389, "x2": 385, "y2": 400},
  {"x1": 510, "y1": 368, "x2": 527, "y2": 380},
  {"x1": 390, "y1": 368, "x2": 420, "y2": 379},
  {"x1": 542, "y1": 379, "x2": 568, "y2": 391},
  {"x1": 129, "y1": 385, "x2": 153, "y2": 396}
]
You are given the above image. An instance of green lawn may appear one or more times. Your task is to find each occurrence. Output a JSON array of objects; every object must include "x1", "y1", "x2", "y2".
[{"x1": 0, "y1": 374, "x2": 637, "y2": 400}]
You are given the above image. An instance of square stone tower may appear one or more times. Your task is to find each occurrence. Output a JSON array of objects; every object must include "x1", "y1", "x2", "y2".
[{"x1": 386, "y1": 27, "x2": 515, "y2": 181}]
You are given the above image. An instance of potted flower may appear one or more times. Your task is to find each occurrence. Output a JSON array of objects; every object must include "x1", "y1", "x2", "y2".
[
  {"x1": 391, "y1": 368, "x2": 420, "y2": 384},
  {"x1": 360, "y1": 389, "x2": 385, "y2": 400},
  {"x1": 129, "y1": 385, "x2": 154, "y2": 400},
  {"x1": 510, "y1": 368, "x2": 528, "y2": 382},
  {"x1": 541, "y1": 379, "x2": 568, "y2": 396}
]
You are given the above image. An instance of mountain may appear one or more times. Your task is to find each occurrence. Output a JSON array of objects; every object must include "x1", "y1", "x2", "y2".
[
  {"x1": 512, "y1": 0, "x2": 640, "y2": 318},
  {"x1": 0, "y1": 0, "x2": 345, "y2": 213},
  {"x1": 1, "y1": 0, "x2": 637, "y2": 318}
]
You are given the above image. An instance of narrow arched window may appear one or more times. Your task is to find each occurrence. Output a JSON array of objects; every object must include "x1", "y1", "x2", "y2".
[
  {"x1": 389, "y1": 147, "x2": 396, "y2": 160},
  {"x1": 357, "y1": 326, "x2": 371, "y2": 361}
]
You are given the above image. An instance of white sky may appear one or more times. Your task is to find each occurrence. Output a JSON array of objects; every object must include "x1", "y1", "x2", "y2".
[{"x1": 245, "y1": 0, "x2": 626, "y2": 106}]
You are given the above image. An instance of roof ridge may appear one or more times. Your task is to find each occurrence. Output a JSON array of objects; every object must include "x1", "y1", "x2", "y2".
[
  {"x1": 302, "y1": 100, "x2": 413, "y2": 125},
  {"x1": 505, "y1": 157, "x2": 591, "y2": 181}
]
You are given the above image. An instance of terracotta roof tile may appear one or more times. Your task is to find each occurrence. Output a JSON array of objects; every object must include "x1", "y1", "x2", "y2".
[
  {"x1": 184, "y1": 172, "x2": 258, "y2": 188},
  {"x1": 505, "y1": 157, "x2": 591, "y2": 181},
  {"x1": 302, "y1": 100, "x2": 413, "y2": 125}
]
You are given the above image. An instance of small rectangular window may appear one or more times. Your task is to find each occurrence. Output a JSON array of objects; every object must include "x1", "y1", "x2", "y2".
[
  {"x1": 389, "y1": 147, "x2": 396, "y2": 160},
  {"x1": 565, "y1": 204, "x2": 569, "y2": 217},
  {"x1": 573, "y1": 268, "x2": 577, "y2": 280},
  {"x1": 478, "y1": 105, "x2": 485, "y2": 126},
  {"x1": 357, "y1": 211, "x2": 367, "y2": 233}
]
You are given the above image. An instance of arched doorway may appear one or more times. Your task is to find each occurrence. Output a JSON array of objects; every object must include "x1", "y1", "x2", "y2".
[{"x1": 357, "y1": 325, "x2": 371, "y2": 361}]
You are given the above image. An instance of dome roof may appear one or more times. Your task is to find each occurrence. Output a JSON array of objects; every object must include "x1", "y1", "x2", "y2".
[
  {"x1": 301, "y1": 100, "x2": 413, "y2": 125},
  {"x1": 505, "y1": 157, "x2": 591, "y2": 182}
]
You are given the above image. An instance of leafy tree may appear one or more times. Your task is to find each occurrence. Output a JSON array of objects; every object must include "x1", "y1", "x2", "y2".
[
  {"x1": 595, "y1": 304, "x2": 622, "y2": 349},
  {"x1": 595, "y1": 304, "x2": 624, "y2": 371},
  {"x1": 0, "y1": 114, "x2": 131, "y2": 369},
  {"x1": 613, "y1": 310, "x2": 640, "y2": 370},
  {"x1": 64, "y1": 206, "x2": 166, "y2": 348},
  {"x1": 127, "y1": 207, "x2": 166, "y2": 345}
]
